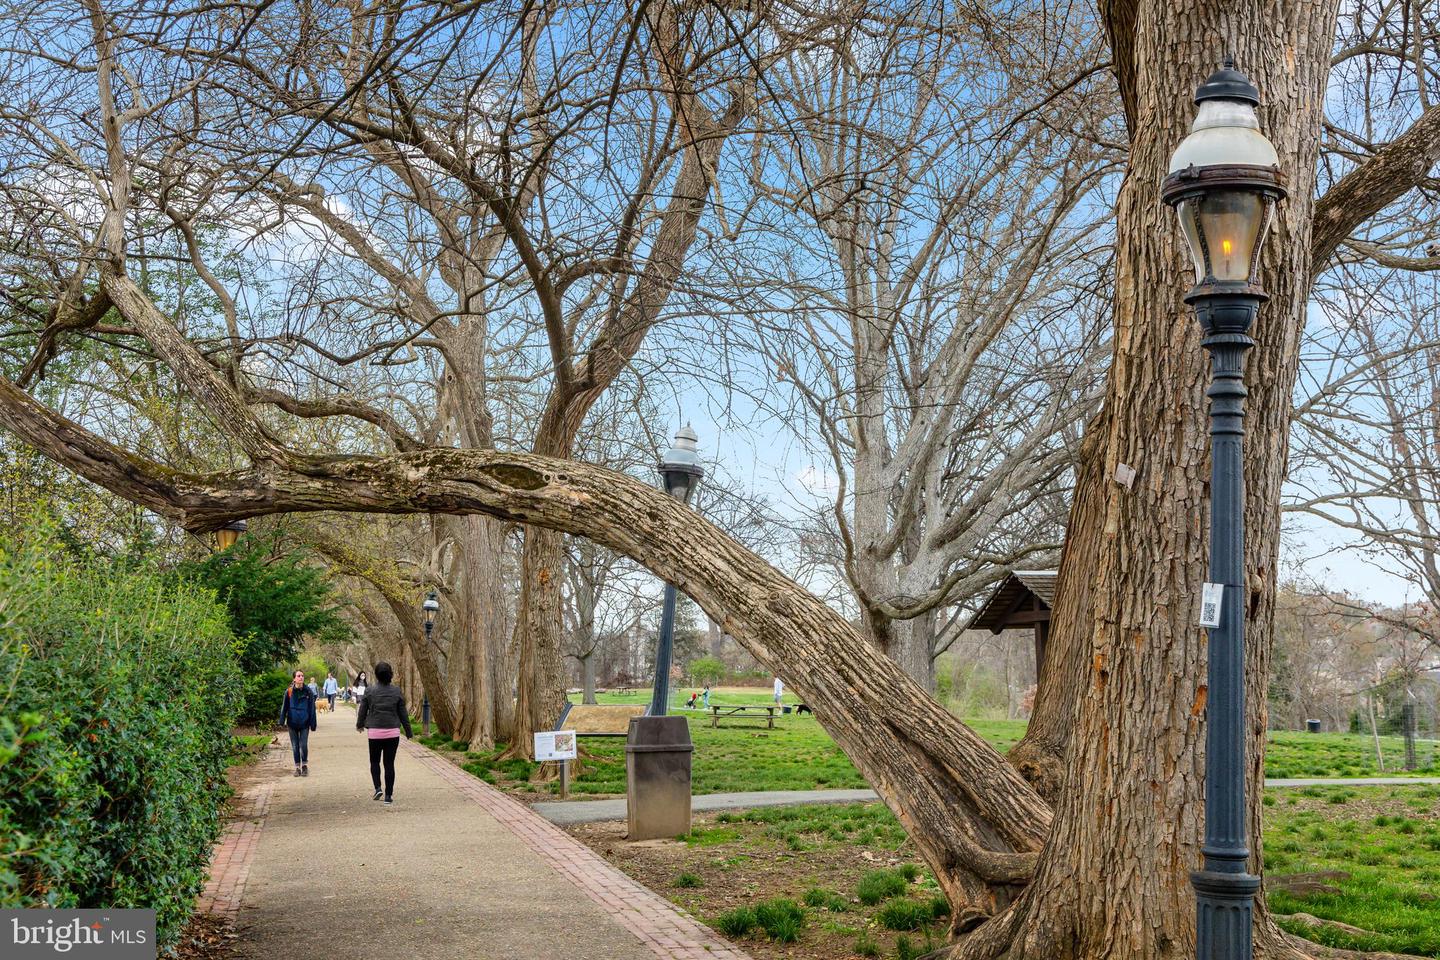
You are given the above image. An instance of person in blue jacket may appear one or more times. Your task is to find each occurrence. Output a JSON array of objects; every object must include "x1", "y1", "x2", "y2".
[{"x1": 279, "y1": 668, "x2": 318, "y2": 777}]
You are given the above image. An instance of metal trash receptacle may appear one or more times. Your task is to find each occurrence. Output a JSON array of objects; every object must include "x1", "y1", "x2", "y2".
[
  {"x1": 1305, "y1": 719, "x2": 1321, "y2": 733},
  {"x1": 625, "y1": 715, "x2": 694, "y2": 841}
]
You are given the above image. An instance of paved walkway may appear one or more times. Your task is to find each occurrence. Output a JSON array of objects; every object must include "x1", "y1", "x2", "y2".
[
  {"x1": 202, "y1": 721, "x2": 752, "y2": 960},
  {"x1": 535, "y1": 788, "x2": 880, "y2": 825},
  {"x1": 533, "y1": 778, "x2": 1440, "y2": 825}
]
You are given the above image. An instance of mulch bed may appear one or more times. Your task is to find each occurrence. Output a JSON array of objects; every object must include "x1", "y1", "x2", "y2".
[{"x1": 566, "y1": 812, "x2": 941, "y2": 960}]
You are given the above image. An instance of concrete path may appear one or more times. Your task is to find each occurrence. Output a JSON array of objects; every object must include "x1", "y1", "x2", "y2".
[
  {"x1": 533, "y1": 777, "x2": 1440, "y2": 825},
  {"x1": 534, "y1": 789, "x2": 881, "y2": 825},
  {"x1": 208, "y1": 720, "x2": 752, "y2": 960}
]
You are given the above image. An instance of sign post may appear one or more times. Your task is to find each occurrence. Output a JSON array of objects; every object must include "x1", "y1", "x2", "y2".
[{"x1": 534, "y1": 730, "x2": 578, "y2": 798}]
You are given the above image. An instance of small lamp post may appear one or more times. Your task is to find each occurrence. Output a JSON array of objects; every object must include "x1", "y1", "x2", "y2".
[
  {"x1": 421, "y1": 590, "x2": 439, "y2": 736},
  {"x1": 1161, "y1": 59, "x2": 1286, "y2": 960},
  {"x1": 627, "y1": 424, "x2": 703, "y2": 842},
  {"x1": 648, "y1": 424, "x2": 704, "y2": 717},
  {"x1": 215, "y1": 519, "x2": 247, "y2": 552}
]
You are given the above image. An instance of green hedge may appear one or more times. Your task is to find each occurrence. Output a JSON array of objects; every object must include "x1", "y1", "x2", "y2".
[
  {"x1": 0, "y1": 524, "x2": 241, "y2": 946},
  {"x1": 239, "y1": 669, "x2": 292, "y2": 726}
]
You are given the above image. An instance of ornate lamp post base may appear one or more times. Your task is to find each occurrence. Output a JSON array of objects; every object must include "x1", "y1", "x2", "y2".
[{"x1": 1192, "y1": 870, "x2": 1261, "y2": 960}]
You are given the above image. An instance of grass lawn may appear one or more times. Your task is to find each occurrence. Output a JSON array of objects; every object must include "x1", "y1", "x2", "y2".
[
  {"x1": 418, "y1": 686, "x2": 1437, "y2": 797},
  {"x1": 569, "y1": 802, "x2": 953, "y2": 960},
  {"x1": 569, "y1": 787, "x2": 1440, "y2": 960},
  {"x1": 1266, "y1": 784, "x2": 1440, "y2": 956},
  {"x1": 1265, "y1": 729, "x2": 1438, "y2": 779},
  {"x1": 229, "y1": 731, "x2": 273, "y2": 763}
]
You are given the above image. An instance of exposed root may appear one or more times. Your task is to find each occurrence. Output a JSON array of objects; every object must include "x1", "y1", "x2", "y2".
[{"x1": 1276, "y1": 924, "x2": 1428, "y2": 960}]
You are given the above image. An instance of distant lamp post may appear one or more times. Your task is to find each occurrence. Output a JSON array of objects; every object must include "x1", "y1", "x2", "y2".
[
  {"x1": 649, "y1": 424, "x2": 704, "y2": 717},
  {"x1": 421, "y1": 590, "x2": 439, "y2": 736},
  {"x1": 215, "y1": 519, "x2": 247, "y2": 552},
  {"x1": 1161, "y1": 59, "x2": 1286, "y2": 960},
  {"x1": 627, "y1": 424, "x2": 703, "y2": 842}
]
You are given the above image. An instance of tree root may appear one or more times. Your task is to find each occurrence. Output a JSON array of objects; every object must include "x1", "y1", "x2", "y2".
[{"x1": 1276, "y1": 923, "x2": 1428, "y2": 960}]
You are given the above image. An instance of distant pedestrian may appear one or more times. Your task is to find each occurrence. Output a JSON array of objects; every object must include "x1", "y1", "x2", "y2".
[
  {"x1": 306, "y1": 676, "x2": 318, "y2": 698},
  {"x1": 323, "y1": 672, "x2": 338, "y2": 711},
  {"x1": 279, "y1": 669, "x2": 317, "y2": 777},
  {"x1": 356, "y1": 661, "x2": 412, "y2": 806},
  {"x1": 773, "y1": 676, "x2": 784, "y2": 706},
  {"x1": 354, "y1": 671, "x2": 369, "y2": 703},
  {"x1": 702, "y1": 683, "x2": 711, "y2": 708}
]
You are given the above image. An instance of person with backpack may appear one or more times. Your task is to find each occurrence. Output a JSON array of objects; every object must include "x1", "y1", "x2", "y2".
[
  {"x1": 355, "y1": 661, "x2": 412, "y2": 806},
  {"x1": 279, "y1": 669, "x2": 318, "y2": 777}
]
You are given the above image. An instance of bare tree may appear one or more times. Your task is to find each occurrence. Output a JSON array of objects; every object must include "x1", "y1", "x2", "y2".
[
  {"x1": 11, "y1": 0, "x2": 1440, "y2": 956},
  {"x1": 708, "y1": 4, "x2": 1116, "y2": 686}
]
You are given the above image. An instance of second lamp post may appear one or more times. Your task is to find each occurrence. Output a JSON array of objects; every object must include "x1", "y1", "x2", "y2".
[
  {"x1": 648, "y1": 424, "x2": 704, "y2": 717},
  {"x1": 1162, "y1": 59, "x2": 1286, "y2": 960},
  {"x1": 421, "y1": 590, "x2": 439, "y2": 736}
]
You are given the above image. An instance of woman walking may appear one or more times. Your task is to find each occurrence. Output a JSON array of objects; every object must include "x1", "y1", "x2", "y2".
[
  {"x1": 279, "y1": 669, "x2": 317, "y2": 777},
  {"x1": 355, "y1": 661, "x2": 412, "y2": 806}
]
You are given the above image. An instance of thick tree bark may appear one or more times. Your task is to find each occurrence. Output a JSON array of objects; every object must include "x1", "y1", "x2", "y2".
[{"x1": 444, "y1": 514, "x2": 510, "y2": 748}]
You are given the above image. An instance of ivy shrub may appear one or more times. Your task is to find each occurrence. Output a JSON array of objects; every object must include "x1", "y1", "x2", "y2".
[{"x1": 0, "y1": 522, "x2": 241, "y2": 946}]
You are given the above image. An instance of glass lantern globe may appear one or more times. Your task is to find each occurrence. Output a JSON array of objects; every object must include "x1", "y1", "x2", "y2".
[
  {"x1": 215, "y1": 519, "x2": 247, "y2": 551},
  {"x1": 659, "y1": 424, "x2": 704, "y2": 504},
  {"x1": 422, "y1": 591, "x2": 440, "y2": 626},
  {"x1": 1161, "y1": 61, "x2": 1286, "y2": 288}
]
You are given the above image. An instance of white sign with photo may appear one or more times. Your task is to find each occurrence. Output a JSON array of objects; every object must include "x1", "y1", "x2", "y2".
[{"x1": 533, "y1": 730, "x2": 578, "y2": 762}]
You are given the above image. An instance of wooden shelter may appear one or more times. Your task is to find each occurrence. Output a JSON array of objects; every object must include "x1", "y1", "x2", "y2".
[{"x1": 965, "y1": 571, "x2": 1057, "y2": 681}]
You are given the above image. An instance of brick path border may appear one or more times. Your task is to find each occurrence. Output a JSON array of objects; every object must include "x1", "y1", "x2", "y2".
[
  {"x1": 195, "y1": 751, "x2": 280, "y2": 921},
  {"x1": 403, "y1": 739, "x2": 756, "y2": 960}
]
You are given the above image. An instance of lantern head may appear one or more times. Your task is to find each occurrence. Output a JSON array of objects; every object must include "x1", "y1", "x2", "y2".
[{"x1": 1161, "y1": 59, "x2": 1286, "y2": 294}]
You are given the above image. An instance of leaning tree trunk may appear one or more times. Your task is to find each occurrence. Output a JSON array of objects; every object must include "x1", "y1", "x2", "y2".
[
  {"x1": 381, "y1": 594, "x2": 460, "y2": 737},
  {"x1": 944, "y1": 1, "x2": 1338, "y2": 957}
]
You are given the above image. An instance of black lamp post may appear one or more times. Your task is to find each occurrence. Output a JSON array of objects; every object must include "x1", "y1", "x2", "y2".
[
  {"x1": 648, "y1": 424, "x2": 704, "y2": 717},
  {"x1": 1161, "y1": 59, "x2": 1286, "y2": 960},
  {"x1": 421, "y1": 590, "x2": 439, "y2": 735}
]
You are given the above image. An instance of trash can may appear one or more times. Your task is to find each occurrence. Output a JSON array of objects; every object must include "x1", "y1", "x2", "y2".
[
  {"x1": 1306, "y1": 719, "x2": 1321, "y2": 733},
  {"x1": 625, "y1": 716, "x2": 693, "y2": 841}
]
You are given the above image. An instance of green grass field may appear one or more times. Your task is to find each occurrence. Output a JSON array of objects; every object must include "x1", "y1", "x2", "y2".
[
  {"x1": 636, "y1": 789, "x2": 1440, "y2": 958},
  {"x1": 1265, "y1": 784, "x2": 1440, "y2": 955},
  {"x1": 1265, "y1": 729, "x2": 1438, "y2": 778},
  {"x1": 422, "y1": 688, "x2": 1439, "y2": 796}
]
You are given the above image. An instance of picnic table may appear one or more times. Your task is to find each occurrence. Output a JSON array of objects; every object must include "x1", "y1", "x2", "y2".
[{"x1": 709, "y1": 704, "x2": 780, "y2": 729}]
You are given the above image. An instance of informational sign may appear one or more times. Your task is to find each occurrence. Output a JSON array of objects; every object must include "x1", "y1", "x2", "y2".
[
  {"x1": 1198, "y1": 582, "x2": 1224, "y2": 628},
  {"x1": 534, "y1": 729, "x2": 578, "y2": 762}
]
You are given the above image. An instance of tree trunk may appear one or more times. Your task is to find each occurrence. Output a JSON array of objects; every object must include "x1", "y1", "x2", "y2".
[
  {"x1": 509, "y1": 526, "x2": 570, "y2": 758},
  {"x1": 946, "y1": 0, "x2": 1338, "y2": 955},
  {"x1": 582, "y1": 653, "x2": 597, "y2": 705},
  {"x1": 379, "y1": 592, "x2": 460, "y2": 737},
  {"x1": 446, "y1": 514, "x2": 509, "y2": 748}
]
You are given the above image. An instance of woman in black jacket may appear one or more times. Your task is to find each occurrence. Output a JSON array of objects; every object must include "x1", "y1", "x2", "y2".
[{"x1": 355, "y1": 661, "x2": 412, "y2": 805}]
